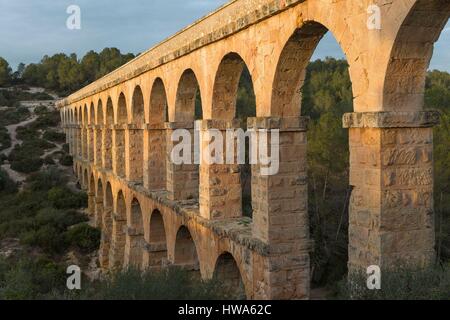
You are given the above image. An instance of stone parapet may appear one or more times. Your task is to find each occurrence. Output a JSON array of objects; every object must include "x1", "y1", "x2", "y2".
[{"x1": 343, "y1": 111, "x2": 440, "y2": 129}]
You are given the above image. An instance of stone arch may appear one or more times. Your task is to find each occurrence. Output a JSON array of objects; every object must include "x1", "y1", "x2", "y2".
[
  {"x1": 96, "y1": 99, "x2": 104, "y2": 125},
  {"x1": 127, "y1": 198, "x2": 145, "y2": 268},
  {"x1": 382, "y1": 0, "x2": 450, "y2": 111},
  {"x1": 206, "y1": 52, "x2": 256, "y2": 219},
  {"x1": 110, "y1": 190, "x2": 127, "y2": 269},
  {"x1": 146, "y1": 209, "x2": 168, "y2": 269},
  {"x1": 211, "y1": 52, "x2": 254, "y2": 120},
  {"x1": 117, "y1": 92, "x2": 128, "y2": 124},
  {"x1": 213, "y1": 252, "x2": 247, "y2": 300},
  {"x1": 149, "y1": 78, "x2": 168, "y2": 125},
  {"x1": 173, "y1": 226, "x2": 200, "y2": 279},
  {"x1": 131, "y1": 86, "x2": 145, "y2": 125},
  {"x1": 105, "y1": 97, "x2": 114, "y2": 125},
  {"x1": 83, "y1": 104, "x2": 88, "y2": 125},
  {"x1": 174, "y1": 69, "x2": 202, "y2": 122},
  {"x1": 89, "y1": 103, "x2": 95, "y2": 125},
  {"x1": 270, "y1": 22, "x2": 329, "y2": 117}
]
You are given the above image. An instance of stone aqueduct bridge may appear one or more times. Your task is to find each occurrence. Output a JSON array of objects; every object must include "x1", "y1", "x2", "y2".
[{"x1": 57, "y1": 0, "x2": 449, "y2": 299}]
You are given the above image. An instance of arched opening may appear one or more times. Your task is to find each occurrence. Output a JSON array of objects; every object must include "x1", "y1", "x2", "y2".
[
  {"x1": 210, "y1": 53, "x2": 256, "y2": 219},
  {"x1": 149, "y1": 78, "x2": 168, "y2": 125},
  {"x1": 129, "y1": 86, "x2": 144, "y2": 183},
  {"x1": 82, "y1": 105, "x2": 88, "y2": 159},
  {"x1": 173, "y1": 226, "x2": 200, "y2": 279},
  {"x1": 128, "y1": 198, "x2": 144, "y2": 268},
  {"x1": 104, "y1": 97, "x2": 114, "y2": 170},
  {"x1": 174, "y1": 69, "x2": 202, "y2": 122},
  {"x1": 114, "y1": 93, "x2": 127, "y2": 177},
  {"x1": 383, "y1": 1, "x2": 450, "y2": 111},
  {"x1": 272, "y1": 21, "x2": 353, "y2": 293},
  {"x1": 147, "y1": 209, "x2": 168, "y2": 269},
  {"x1": 168, "y1": 69, "x2": 203, "y2": 201},
  {"x1": 213, "y1": 252, "x2": 246, "y2": 300},
  {"x1": 146, "y1": 78, "x2": 168, "y2": 190},
  {"x1": 110, "y1": 190, "x2": 127, "y2": 270},
  {"x1": 88, "y1": 103, "x2": 95, "y2": 161}
]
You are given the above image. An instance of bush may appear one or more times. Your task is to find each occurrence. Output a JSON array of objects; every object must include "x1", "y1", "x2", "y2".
[
  {"x1": 84, "y1": 267, "x2": 227, "y2": 300},
  {"x1": 336, "y1": 265, "x2": 450, "y2": 300},
  {"x1": 0, "y1": 169, "x2": 17, "y2": 194},
  {"x1": 26, "y1": 168, "x2": 67, "y2": 192},
  {"x1": 59, "y1": 154, "x2": 73, "y2": 166},
  {"x1": 10, "y1": 157, "x2": 43, "y2": 173},
  {"x1": 44, "y1": 155, "x2": 55, "y2": 165},
  {"x1": 64, "y1": 224, "x2": 100, "y2": 253},
  {"x1": 43, "y1": 130, "x2": 66, "y2": 143},
  {"x1": 47, "y1": 187, "x2": 87, "y2": 209},
  {"x1": 21, "y1": 225, "x2": 68, "y2": 254}
]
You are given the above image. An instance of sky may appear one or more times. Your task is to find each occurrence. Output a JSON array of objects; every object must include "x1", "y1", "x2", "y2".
[{"x1": 0, "y1": 0, "x2": 448, "y2": 71}]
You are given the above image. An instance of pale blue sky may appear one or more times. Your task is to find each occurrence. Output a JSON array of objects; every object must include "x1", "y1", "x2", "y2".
[{"x1": 0, "y1": 0, "x2": 448, "y2": 71}]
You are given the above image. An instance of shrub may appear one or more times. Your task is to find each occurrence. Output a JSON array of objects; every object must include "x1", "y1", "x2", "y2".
[
  {"x1": 47, "y1": 187, "x2": 87, "y2": 209},
  {"x1": 44, "y1": 155, "x2": 55, "y2": 165},
  {"x1": 26, "y1": 168, "x2": 67, "y2": 192},
  {"x1": 336, "y1": 265, "x2": 450, "y2": 300},
  {"x1": 0, "y1": 169, "x2": 17, "y2": 194},
  {"x1": 64, "y1": 224, "x2": 100, "y2": 253},
  {"x1": 59, "y1": 154, "x2": 73, "y2": 166},
  {"x1": 43, "y1": 130, "x2": 66, "y2": 143},
  {"x1": 21, "y1": 225, "x2": 68, "y2": 254},
  {"x1": 10, "y1": 157, "x2": 43, "y2": 173},
  {"x1": 85, "y1": 267, "x2": 227, "y2": 300}
]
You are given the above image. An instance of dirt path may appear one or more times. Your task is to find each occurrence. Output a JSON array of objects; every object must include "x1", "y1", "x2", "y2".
[{"x1": 1, "y1": 115, "x2": 38, "y2": 157}]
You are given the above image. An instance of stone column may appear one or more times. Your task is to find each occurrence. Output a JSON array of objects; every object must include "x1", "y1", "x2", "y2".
[
  {"x1": 94, "y1": 126, "x2": 102, "y2": 167},
  {"x1": 165, "y1": 121, "x2": 198, "y2": 201},
  {"x1": 142, "y1": 241, "x2": 167, "y2": 271},
  {"x1": 112, "y1": 125, "x2": 126, "y2": 177},
  {"x1": 88, "y1": 126, "x2": 95, "y2": 162},
  {"x1": 198, "y1": 119, "x2": 242, "y2": 220},
  {"x1": 82, "y1": 127, "x2": 88, "y2": 160},
  {"x1": 109, "y1": 213, "x2": 126, "y2": 270},
  {"x1": 94, "y1": 196, "x2": 103, "y2": 228},
  {"x1": 125, "y1": 125, "x2": 144, "y2": 184},
  {"x1": 76, "y1": 125, "x2": 82, "y2": 159},
  {"x1": 102, "y1": 126, "x2": 113, "y2": 170},
  {"x1": 125, "y1": 226, "x2": 145, "y2": 269},
  {"x1": 143, "y1": 124, "x2": 166, "y2": 190},
  {"x1": 343, "y1": 111, "x2": 440, "y2": 273},
  {"x1": 249, "y1": 117, "x2": 311, "y2": 300},
  {"x1": 87, "y1": 192, "x2": 95, "y2": 217},
  {"x1": 99, "y1": 205, "x2": 112, "y2": 269}
]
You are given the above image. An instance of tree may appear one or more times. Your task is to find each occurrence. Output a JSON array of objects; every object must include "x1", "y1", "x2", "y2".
[{"x1": 0, "y1": 57, "x2": 12, "y2": 86}]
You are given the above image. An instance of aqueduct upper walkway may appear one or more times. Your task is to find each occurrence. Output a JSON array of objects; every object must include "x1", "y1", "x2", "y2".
[{"x1": 58, "y1": 0, "x2": 449, "y2": 299}]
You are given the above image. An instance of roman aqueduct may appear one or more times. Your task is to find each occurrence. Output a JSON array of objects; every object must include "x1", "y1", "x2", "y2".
[{"x1": 57, "y1": 0, "x2": 449, "y2": 299}]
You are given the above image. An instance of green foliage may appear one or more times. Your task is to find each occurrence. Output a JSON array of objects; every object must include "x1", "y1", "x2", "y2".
[
  {"x1": 47, "y1": 187, "x2": 87, "y2": 209},
  {"x1": 0, "y1": 106, "x2": 30, "y2": 126},
  {"x1": 59, "y1": 154, "x2": 73, "y2": 166},
  {"x1": 0, "y1": 126, "x2": 11, "y2": 151},
  {"x1": 64, "y1": 224, "x2": 100, "y2": 253},
  {"x1": 0, "y1": 57, "x2": 12, "y2": 86},
  {"x1": 84, "y1": 267, "x2": 226, "y2": 300},
  {"x1": 0, "y1": 257, "x2": 66, "y2": 300},
  {"x1": 43, "y1": 130, "x2": 66, "y2": 143},
  {"x1": 21, "y1": 48, "x2": 135, "y2": 96},
  {"x1": 0, "y1": 169, "x2": 17, "y2": 194},
  {"x1": 336, "y1": 265, "x2": 450, "y2": 300}
]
